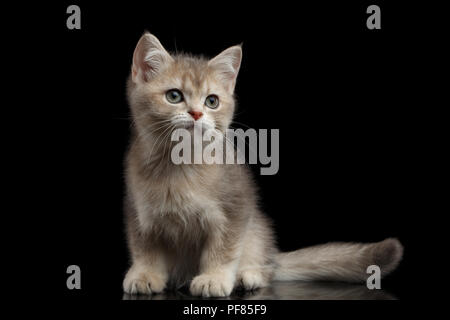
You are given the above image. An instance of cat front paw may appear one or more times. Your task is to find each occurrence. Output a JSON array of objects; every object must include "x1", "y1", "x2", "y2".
[
  {"x1": 190, "y1": 273, "x2": 234, "y2": 298},
  {"x1": 238, "y1": 270, "x2": 268, "y2": 290},
  {"x1": 123, "y1": 266, "x2": 166, "y2": 295}
]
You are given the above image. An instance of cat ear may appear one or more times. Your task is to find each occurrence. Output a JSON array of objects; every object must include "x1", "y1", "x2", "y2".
[
  {"x1": 208, "y1": 45, "x2": 242, "y2": 92},
  {"x1": 131, "y1": 32, "x2": 173, "y2": 83}
]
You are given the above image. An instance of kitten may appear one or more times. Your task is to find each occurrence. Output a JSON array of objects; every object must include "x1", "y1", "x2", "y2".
[{"x1": 123, "y1": 32, "x2": 403, "y2": 297}]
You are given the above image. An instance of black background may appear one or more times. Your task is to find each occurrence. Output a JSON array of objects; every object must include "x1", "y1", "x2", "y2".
[{"x1": 12, "y1": 0, "x2": 442, "y2": 304}]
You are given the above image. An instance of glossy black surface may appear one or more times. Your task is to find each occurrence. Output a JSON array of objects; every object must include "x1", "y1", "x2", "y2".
[{"x1": 123, "y1": 281, "x2": 396, "y2": 300}]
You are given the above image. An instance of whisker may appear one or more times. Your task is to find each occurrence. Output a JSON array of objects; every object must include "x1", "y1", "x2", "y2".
[
  {"x1": 230, "y1": 121, "x2": 254, "y2": 130},
  {"x1": 145, "y1": 123, "x2": 174, "y2": 163},
  {"x1": 136, "y1": 121, "x2": 173, "y2": 142}
]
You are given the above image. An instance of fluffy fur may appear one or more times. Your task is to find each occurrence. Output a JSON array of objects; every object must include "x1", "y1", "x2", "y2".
[{"x1": 123, "y1": 32, "x2": 403, "y2": 297}]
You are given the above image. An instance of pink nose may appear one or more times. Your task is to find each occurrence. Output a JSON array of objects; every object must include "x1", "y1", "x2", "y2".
[{"x1": 188, "y1": 110, "x2": 203, "y2": 121}]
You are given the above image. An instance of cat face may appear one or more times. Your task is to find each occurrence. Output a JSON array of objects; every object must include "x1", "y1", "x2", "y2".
[{"x1": 128, "y1": 33, "x2": 242, "y2": 141}]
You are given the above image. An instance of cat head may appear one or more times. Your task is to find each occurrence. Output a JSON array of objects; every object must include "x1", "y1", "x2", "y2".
[{"x1": 127, "y1": 32, "x2": 242, "y2": 140}]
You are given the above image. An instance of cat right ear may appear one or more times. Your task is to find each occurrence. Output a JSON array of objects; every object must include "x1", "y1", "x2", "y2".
[{"x1": 131, "y1": 32, "x2": 173, "y2": 84}]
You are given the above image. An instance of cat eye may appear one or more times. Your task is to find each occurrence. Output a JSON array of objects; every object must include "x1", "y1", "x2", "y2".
[
  {"x1": 205, "y1": 95, "x2": 219, "y2": 109},
  {"x1": 166, "y1": 89, "x2": 184, "y2": 104}
]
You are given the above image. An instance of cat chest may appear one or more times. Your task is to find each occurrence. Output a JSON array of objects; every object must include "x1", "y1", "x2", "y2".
[
  {"x1": 152, "y1": 185, "x2": 204, "y2": 215},
  {"x1": 144, "y1": 184, "x2": 224, "y2": 235}
]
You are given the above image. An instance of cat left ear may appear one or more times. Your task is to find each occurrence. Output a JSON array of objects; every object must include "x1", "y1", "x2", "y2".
[
  {"x1": 208, "y1": 45, "x2": 242, "y2": 93},
  {"x1": 132, "y1": 32, "x2": 173, "y2": 84}
]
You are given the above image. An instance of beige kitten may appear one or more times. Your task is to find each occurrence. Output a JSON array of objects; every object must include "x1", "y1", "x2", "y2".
[{"x1": 123, "y1": 32, "x2": 403, "y2": 297}]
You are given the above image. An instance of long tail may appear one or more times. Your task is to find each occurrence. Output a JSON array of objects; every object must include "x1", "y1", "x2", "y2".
[{"x1": 273, "y1": 238, "x2": 403, "y2": 283}]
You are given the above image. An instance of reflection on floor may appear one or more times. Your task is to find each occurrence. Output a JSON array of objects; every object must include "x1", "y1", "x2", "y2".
[{"x1": 123, "y1": 281, "x2": 396, "y2": 300}]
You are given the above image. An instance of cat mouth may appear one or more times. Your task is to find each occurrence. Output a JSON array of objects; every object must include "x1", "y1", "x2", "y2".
[
  {"x1": 173, "y1": 120, "x2": 213, "y2": 131},
  {"x1": 177, "y1": 121, "x2": 194, "y2": 130}
]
